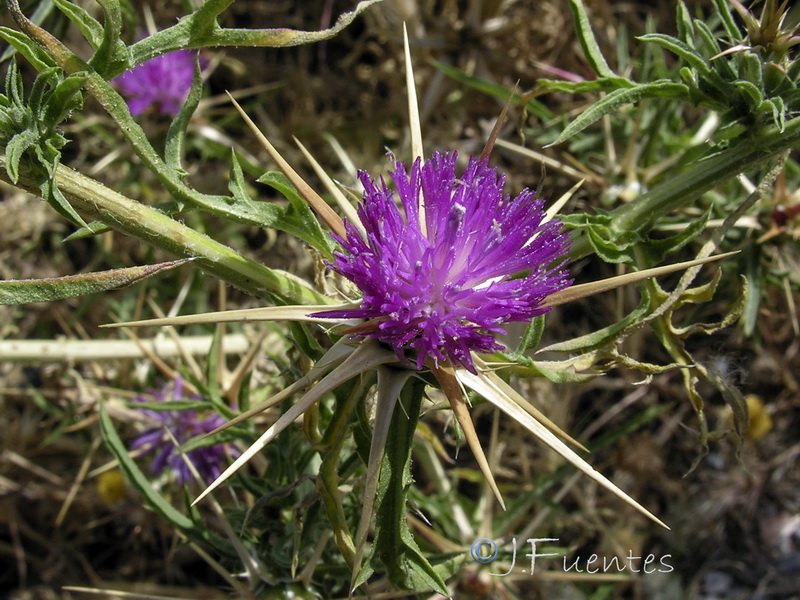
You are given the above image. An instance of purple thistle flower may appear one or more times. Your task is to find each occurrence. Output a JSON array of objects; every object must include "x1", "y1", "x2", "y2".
[
  {"x1": 130, "y1": 378, "x2": 238, "y2": 484},
  {"x1": 113, "y1": 50, "x2": 198, "y2": 117},
  {"x1": 315, "y1": 151, "x2": 572, "y2": 372}
]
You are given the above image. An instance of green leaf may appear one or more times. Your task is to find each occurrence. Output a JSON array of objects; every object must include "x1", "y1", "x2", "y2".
[
  {"x1": 711, "y1": 0, "x2": 743, "y2": 43},
  {"x1": 639, "y1": 33, "x2": 712, "y2": 76},
  {"x1": 432, "y1": 60, "x2": 554, "y2": 120},
  {"x1": 6, "y1": 60, "x2": 24, "y2": 107},
  {"x1": 125, "y1": 400, "x2": 216, "y2": 412},
  {"x1": 27, "y1": 68, "x2": 59, "y2": 116},
  {"x1": 734, "y1": 79, "x2": 763, "y2": 110},
  {"x1": 89, "y1": 0, "x2": 128, "y2": 76},
  {"x1": 567, "y1": 0, "x2": 616, "y2": 78},
  {"x1": 370, "y1": 378, "x2": 449, "y2": 596},
  {"x1": 551, "y1": 81, "x2": 688, "y2": 145},
  {"x1": 675, "y1": 1, "x2": 695, "y2": 48},
  {"x1": 764, "y1": 62, "x2": 794, "y2": 97},
  {"x1": 738, "y1": 52, "x2": 764, "y2": 92},
  {"x1": 39, "y1": 176, "x2": 89, "y2": 229},
  {"x1": 561, "y1": 212, "x2": 643, "y2": 263},
  {"x1": 228, "y1": 151, "x2": 256, "y2": 207},
  {"x1": 0, "y1": 27, "x2": 57, "y2": 72},
  {"x1": 537, "y1": 76, "x2": 636, "y2": 94},
  {"x1": 98, "y1": 403, "x2": 195, "y2": 530},
  {"x1": 0, "y1": 259, "x2": 193, "y2": 305},
  {"x1": 43, "y1": 72, "x2": 86, "y2": 126},
  {"x1": 541, "y1": 292, "x2": 651, "y2": 354},
  {"x1": 693, "y1": 18, "x2": 722, "y2": 57},
  {"x1": 0, "y1": 1, "x2": 56, "y2": 65},
  {"x1": 287, "y1": 321, "x2": 326, "y2": 362},
  {"x1": 4, "y1": 128, "x2": 39, "y2": 183},
  {"x1": 164, "y1": 56, "x2": 204, "y2": 175},
  {"x1": 742, "y1": 250, "x2": 761, "y2": 336},
  {"x1": 500, "y1": 316, "x2": 545, "y2": 361},
  {"x1": 640, "y1": 210, "x2": 711, "y2": 265},
  {"x1": 257, "y1": 171, "x2": 334, "y2": 257},
  {"x1": 762, "y1": 96, "x2": 786, "y2": 131},
  {"x1": 51, "y1": 0, "x2": 105, "y2": 49},
  {"x1": 126, "y1": 0, "x2": 382, "y2": 74}
]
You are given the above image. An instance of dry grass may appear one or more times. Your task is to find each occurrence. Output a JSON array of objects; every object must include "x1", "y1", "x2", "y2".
[{"x1": 1, "y1": 1, "x2": 799, "y2": 599}]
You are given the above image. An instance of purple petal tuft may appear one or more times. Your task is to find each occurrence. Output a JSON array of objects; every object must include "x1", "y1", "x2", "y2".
[
  {"x1": 313, "y1": 151, "x2": 572, "y2": 372},
  {"x1": 113, "y1": 50, "x2": 199, "y2": 117}
]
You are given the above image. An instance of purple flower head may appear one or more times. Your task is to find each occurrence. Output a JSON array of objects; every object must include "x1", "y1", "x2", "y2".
[
  {"x1": 130, "y1": 378, "x2": 238, "y2": 484},
  {"x1": 113, "y1": 50, "x2": 198, "y2": 117},
  {"x1": 315, "y1": 151, "x2": 572, "y2": 372}
]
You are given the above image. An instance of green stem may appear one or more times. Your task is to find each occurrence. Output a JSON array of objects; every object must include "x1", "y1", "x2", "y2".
[
  {"x1": 127, "y1": 0, "x2": 383, "y2": 68},
  {"x1": 316, "y1": 377, "x2": 369, "y2": 568},
  {"x1": 569, "y1": 115, "x2": 800, "y2": 259},
  {"x1": 0, "y1": 157, "x2": 330, "y2": 306}
]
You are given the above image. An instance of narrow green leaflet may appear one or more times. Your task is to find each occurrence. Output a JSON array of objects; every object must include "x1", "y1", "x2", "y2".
[
  {"x1": 568, "y1": 0, "x2": 616, "y2": 78},
  {"x1": 711, "y1": 0, "x2": 743, "y2": 43},
  {"x1": 675, "y1": 1, "x2": 695, "y2": 47},
  {"x1": 551, "y1": 81, "x2": 688, "y2": 145},
  {"x1": 432, "y1": 60, "x2": 553, "y2": 120},
  {"x1": 51, "y1": 0, "x2": 104, "y2": 50},
  {"x1": 499, "y1": 315, "x2": 545, "y2": 362},
  {"x1": 257, "y1": 171, "x2": 335, "y2": 257},
  {"x1": 638, "y1": 33, "x2": 712, "y2": 76},
  {"x1": 0, "y1": 27, "x2": 57, "y2": 71},
  {"x1": 537, "y1": 76, "x2": 636, "y2": 94},
  {"x1": 165, "y1": 56, "x2": 205, "y2": 177},
  {"x1": 88, "y1": 0, "x2": 128, "y2": 77},
  {"x1": 0, "y1": 259, "x2": 192, "y2": 305}
]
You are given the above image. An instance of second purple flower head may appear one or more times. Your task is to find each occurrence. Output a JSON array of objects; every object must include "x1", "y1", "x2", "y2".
[
  {"x1": 131, "y1": 378, "x2": 239, "y2": 485},
  {"x1": 113, "y1": 50, "x2": 198, "y2": 117}
]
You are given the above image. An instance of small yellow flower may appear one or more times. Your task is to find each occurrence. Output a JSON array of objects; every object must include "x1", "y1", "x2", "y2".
[{"x1": 96, "y1": 469, "x2": 127, "y2": 505}]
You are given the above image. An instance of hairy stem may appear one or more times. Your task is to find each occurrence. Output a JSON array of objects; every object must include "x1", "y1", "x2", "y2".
[
  {"x1": 0, "y1": 157, "x2": 329, "y2": 306},
  {"x1": 570, "y1": 115, "x2": 800, "y2": 258}
]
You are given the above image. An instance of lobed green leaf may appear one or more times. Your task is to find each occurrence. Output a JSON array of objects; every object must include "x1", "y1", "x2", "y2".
[{"x1": 89, "y1": 0, "x2": 129, "y2": 76}]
